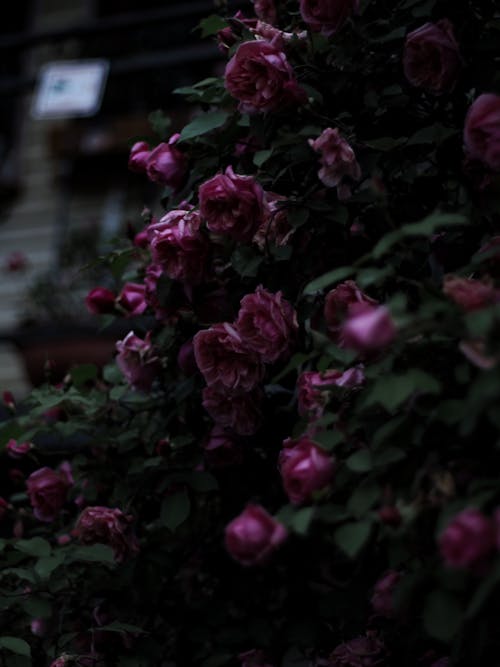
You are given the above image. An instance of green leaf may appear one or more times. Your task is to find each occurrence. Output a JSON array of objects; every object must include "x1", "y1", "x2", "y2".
[
  {"x1": 364, "y1": 370, "x2": 441, "y2": 411},
  {"x1": 347, "y1": 479, "x2": 380, "y2": 516},
  {"x1": 98, "y1": 621, "x2": 147, "y2": 634},
  {"x1": 303, "y1": 266, "x2": 355, "y2": 295},
  {"x1": 14, "y1": 538, "x2": 51, "y2": 558},
  {"x1": 0, "y1": 637, "x2": 31, "y2": 657},
  {"x1": 160, "y1": 490, "x2": 190, "y2": 531},
  {"x1": 35, "y1": 554, "x2": 64, "y2": 579},
  {"x1": 231, "y1": 246, "x2": 263, "y2": 278},
  {"x1": 288, "y1": 207, "x2": 310, "y2": 228},
  {"x1": 21, "y1": 597, "x2": 52, "y2": 619},
  {"x1": 423, "y1": 590, "x2": 463, "y2": 643},
  {"x1": 290, "y1": 507, "x2": 316, "y2": 536},
  {"x1": 334, "y1": 521, "x2": 372, "y2": 558},
  {"x1": 253, "y1": 149, "x2": 273, "y2": 167},
  {"x1": 179, "y1": 111, "x2": 229, "y2": 142},
  {"x1": 346, "y1": 449, "x2": 373, "y2": 473},
  {"x1": 466, "y1": 562, "x2": 500, "y2": 618},
  {"x1": 365, "y1": 136, "x2": 407, "y2": 151},
  {"x1": 68, "y1": 544, "x2": 115, "y2": 563},
  {"x1": 198, "y1": 15, "x2": 228, "y2": 37},
  {"x1": 373, "y1": 447, "x2": 406, "y2": 467},
  {"x1": 407, "y1": 124, "x2": 457, "y2": 146},
  {"x1": 312, "y1": 429, "x2": 344, "y2": 451},
  {"x1": 71, "y1": 363, "x2": 98, "y2": 389},
  {"x1": 148, "y1": 109, "x2": 171, "y2": 137}
]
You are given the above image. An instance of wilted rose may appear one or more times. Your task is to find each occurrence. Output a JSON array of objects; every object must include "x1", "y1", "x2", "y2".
[
  {"x1": 202, "y1": 385, "x2": 263, "y2": 436},
  {"x1": 297, "y1": 366, "x2": 364, "y2": 417},
  {"x1": 438, "y1": 508, "x2": 495, "y2": 569},
  {"x1": 115, "y1": 331, "x2": 161, "y2": 391},
  {"x1": 279, "y1": 437, "x2": 335, "y2": 505},
  {"x1": 148, "y1": 209, "x2": 209, "y2": 284},
  {"x1": 146, "y1": 134, "x2": 187, "y2": 190},
  {"x1": 194, "y1": 323, "x2": 264, "y2": 391},
  {"x1": 253, "y1": 193, "x2": 293, "y2": 249},
  {"x1": 464, "y1": 94, "x2": 500, "y2": 171},
  {"x1": 329, "y1": 635, "x2": 387, "y2": 667},
  {"x1": 236, "y1": 286, "x2": 298, "y2": 363},
  {"x1": 128, "y1": 141, "x2": 150, "y2": 173},
  {"x1": 225, "y1": 40, "x2": 305, "y2": 114},
  {"x1": 199, "y1": 166, "x2": 266, "y2": 242},
  {"x1": 225, "y1": 504, "x2": 287, "y2": 566},
  {"x1": 75, "y1": 506, "x2": 139, "y2": 562},
  {"x1": 403, "y1": 20, "x2": 461, "y2": 94},
  {"x1": 300, "y1": 0, "x2": 359, "y2": 36},
  {"x1": 309, "y1": 128, "x2": 361, "y2": 199},
  {"x1": 26, "y1": 463, "x2": 73, "y2": 522},
  {"x1": 85, "y1": 287, "x2": 116, "y2": 315}
]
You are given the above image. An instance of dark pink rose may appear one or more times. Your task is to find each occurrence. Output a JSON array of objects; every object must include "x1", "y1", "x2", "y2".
[
  {"x1": 133, "y1": 228, "x2": 149, "y2": 248},
  {"x1": 300, "y1": 0, "x2": 359, "y2": 36},
  {"x1": 0, "y1": 498, "x2": 9, "y2": 521},
  {"x1": 148, "y1": 209, "x2": 209, "y2": 284},
  {"x1": 341, "y1": 306, "x2": 397, "y2": 353},
  {"x1": 128, "y1": 141, "x2": 150, "y2": 173},
  {"x1": 464, "y1": 94, "x2": 500, "y2": 171},
  {"x1": 146, "y1": 134, "x2": 187, "y2": 190},
  {"x1": 253, "y1": 193, "x2": 293, "y2": 249},
  {"x1": 403, "y1": 20, "x2": 461, "y2": 94},
  {"x1": 50, "y1": 657, "x2": 71, "y2": 667},
  {"x1": 443, "y1": 274, "x2": 499, "y2": 311},
  {"x1": 253, "y1": 0, "x2": 277, "y2": 24},
  {"x1": 371, "y1": 570, "x2": 401, "y2": 618},
  {"x1": 75, "y1": 506, "x2": 139, "y2": 562},
  {"x1": 279, "y1": 436, "x2": 335, "y2": 505},
  {"x1": 202, "y1": 385, "x2": 263, "y2": 435},
  {"x1": 439, "y1": 508, "x2": 495, "y2": 569},
  {"x1": 297, "y1": 366, "x2": 364, "y2": 417},
  {"x1": 203, "y1": 425, "x2": 243, "y2": 468},
  {"x1": 225, "y1": 40, "x2": 305, "y2": 114},
  {"x1": 378, "y1": 505, "x2": 402, "y2": 527},
  {"x1": 236, "y1": 286, "x2": 298, "y2": 363},
  {"x1": 2, "y1": 391, "x2": 15, "y2": 411},
  {"x1": 225, "y1": 504, "x2": 287, "y2": 566},
  {"x1": 85, "y1": 287, "x2": 116, "y2": 315},
  {"x1": 6, "y1": 439, "x2": 32, "y2": 459},
  {"x1": 26, "y1": 463, "x2": 73, "y2": 522},
  {"x1": 329, "y1": 635, "x2": 387, "y2": 667},
  {"x1": 309, "y1": 128, "x2": 361, "y2": 199},
  {"x1": 239, "y1": 649, "x2": 274, "y2": 667},
  {"x1": 5, "y1": 251, "x2": 28, "y2": 272},
  {"x1": 199, "y1": 166, "x2": 266, "y2": 241},
  {"x1": 194, "y1": 323, "x2": 264, "y2": 391},
  {"x1": 324, "y1": 281, "x2": 377, "y2": 339},
  {"x1": 115, "y1": 331, "x2": 161, "y2": 391},
  {"x1": 117, "y1": 282, "x2": 147, "y2": 317},
  {"x1": 177, "y1": 339, "x2": 198, "y2": 376}
]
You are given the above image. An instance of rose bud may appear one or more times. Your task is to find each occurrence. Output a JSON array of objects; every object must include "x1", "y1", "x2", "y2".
[
  {"x1": 2, "y1": 391, "x2": 15, "y2": 411},
  {"x1": 177, "y1": 339, "x2": 198, "y2": 376},
  {"x1": 128, "y1": 141, "x2": 150, "y2": 173},
  {"x1": 26, "y1": 463, "x2": 73, "y2": 522},
  {"x1": 133, "y1": 229, "x2": 149, "y2": 248},
  {"x1": 6, "y1": 439, "x2": 33, "y2": 459},
  {"x1": 225, "y1": 504, "x2": 287, "y2": 566},
  {"x1": 309, "y1": 128, "x2": 361, "y2": 199},
  {"x1": 329, "y1": 635, "x2": 387, "y2": 667},
  {"x1": 156, "y1": 438, "x2": 171, "y2": 457},
  {"x1": 85, "y1": 287, "x2": 116, "y2": 315},
  {"x1": 443, "y1": 274, "x2": 499, "y2": 311},
  {"x1": 371, "y1": 570, "x2": 401, "y2": 618},
  {"x1": 194, "y1": 323, "x2": 264, "y2": 392},
  {"x1": 300, "y1": 0, "x2": 359, "y2": 36},
  {"x1": 279, "y1": 437, "x2": 335, "y2": 505},
  {"x1": 224, "y1": 40, "x2": 306, "y2": 114},
  {"x1": 378, "y1": 505, "x2": 402, "y2": 527},
  {"x1": 403, "y1": 20, "x2": 461, "y2": 94},
  {"x1": 74, "y1": 506, "x2": 139, "y2": 562},
  {"x1": 217, "y1": 11, "x2": 257, "y2": 54},
  {"x1": 0, "y1": 497, "x2": 9, "y2": 521},
  {"x1": 199, "y1": 166, "x2": 267, "y2": 242},
  {"x1": 146, "y1": 134, "x2": 187, "y2": 191},
  {"x1": 117, "y1": 282, "x2": 147, "y2": 317},
  {"x1": 115, "y1": 331, "x2": 161, "y2": 392},
  {"x1": 31, "y1": 618, "x2": 47, "y2": 637},
  {"x1": 57, "y1": 533, "x2": 72, "y2": 546},
  {"x1": 464, "y1": 94, "x2": 500, "y2": 171},
  {"x1": 341, "y1": 305, "x2": 397, "y2": 353},
  {"x1": 438, "y1": 508, "x2": 495, "y2": 569},
  {"x1": 324, "y1": 281, "x2": 378, "y2": 340}
]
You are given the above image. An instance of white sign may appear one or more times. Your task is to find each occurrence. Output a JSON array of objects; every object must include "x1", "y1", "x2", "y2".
[{"x1": 32, "y1": 60, "x2": 109, "y2": 119}]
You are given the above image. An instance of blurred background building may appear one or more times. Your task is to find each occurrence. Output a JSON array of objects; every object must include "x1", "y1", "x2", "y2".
[{"x1": 0, "y1": 0, "x2": 246, "y2": 397}]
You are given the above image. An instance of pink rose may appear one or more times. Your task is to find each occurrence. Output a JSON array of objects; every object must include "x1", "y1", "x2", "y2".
[
  {"x1": 199, "y1": 166, "x2": 266, "y2": 241},
  {"x1": 203, "y1": 425, "x2": 243, "y2": 468},
  {"x1": 370, "y1": 570, "x2": 401, "y2": 618},
  {"x1": 324, "y1": 281, "x2": 377, "y2": 339},
  {"x1": 26, "y1": 463, "x2": 73, "y2": 522},
  {"x1": 464, "y1": 94, "x2": 500, "y2": 171},
  {"x1": 403, "y1": 20, "x2": 461, "y2": 94},
  {"x1": 148, "y1": 209, "x2": 209, "y2": 284},
  {"x1": 279, "y1": 437, "x2": 335, "y2": 505},
  {"x1": 300, "y1": 0, "x2": 359, "y2": 36},
  {"x1": 225, "y1": 504, "x2": 287, "y2": 566},
  {"x1": 236, "y1": 286, "x2": 298, "y2": 363},
  {"x1": 146, "y1": 134, "x2": 187, "y2": 190},
  {"x1": 378, "y1": 505, "x2": 402, "y2": 527},
  {"x1": 194, "y1": 323, "x2": 264, "y2": 391},
  {"x1": 75, "y1": 506, "x2": 139, "y2": 562},
  {"x1": 309, "y1": 128, "x2": 361, "y2": 198},
  {"x1": 297, "y1": 366, "x2": 364, "y2": 417},
  {"x1": 438, "y1": 508, "x2": 495, "y2": 569},
  {"x1": 85, "y1": 287, "x2": 116, "y2": 315},
  {"x1": 128, "y1": 141, "x2": 150, "y2": 173},
  {"x1": 202, "y1": 385, "x2": 263, "y2": 435},
  {"x1": 329, "y1": 635, "x2": 387, "y2": 667},
  {"x1": 115, "y1": 331, "x2": 161, "y2": 391},
  {"x1": 6, "y1": 439, "x2": 33, "y2": 458},
  {"x1": 117, "y1": 282, "x2": 147, "y2": 317},
  {"x1": 253, "y1": 193, "x2": 294, "y2": 249},
  {"x1": 225, "y1": 40, "x2": 305, "y2": 114},
  {"x1": 341, "y1": 305, "x2": 397, "y2": 353},
  {"x1": 253, "y1": 0, "x2": 277, "y2": 24},
  {"x1": 443, "y1": 275, "x2": 498, "y2": 311}
]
